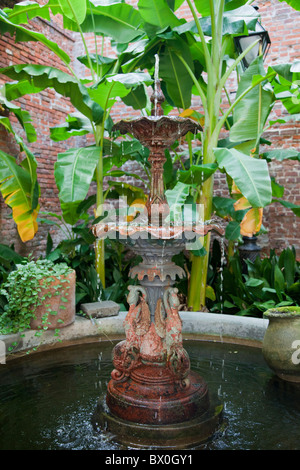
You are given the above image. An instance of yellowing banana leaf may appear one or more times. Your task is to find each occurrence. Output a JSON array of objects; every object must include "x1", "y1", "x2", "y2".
[
  {"x1": 179, "y1": 109, "x2": 205, "y2": 126},
  {"x1": 233, "y1": 196, "x2": 251, "y2": 211},
  {"x1": 239, "y1": 207, "x2": 263, "y2": 236},
  {"x1": 127, "y1": 198, "x2": 147, "y2": 222},
  {"x1": 0, "y1": 150, "x2": 39, "y2": 241}
]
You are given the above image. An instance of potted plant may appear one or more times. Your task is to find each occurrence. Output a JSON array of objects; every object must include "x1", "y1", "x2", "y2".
[
  {"x1": 263, "y1": 306, "x2": 300, "y2": 383},
  {"x1": 0, "y1": 259, "x2": 75, "y2": 334}
]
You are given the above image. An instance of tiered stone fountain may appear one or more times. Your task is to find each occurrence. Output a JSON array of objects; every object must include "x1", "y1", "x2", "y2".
[{"x1": 93, "y1": 64, "x2": 223, "y2": 448}]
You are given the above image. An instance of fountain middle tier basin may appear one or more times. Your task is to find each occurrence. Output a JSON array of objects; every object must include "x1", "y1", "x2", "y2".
[
  {"x1": 93, "y1": 220, "x2": 223, "y2": 241},
  {"x1": 112, "y1": 115, "x2": 202, "y2": 148},
  {"x1": 93, "y1": 220, "x2": 224, "y2": 283}
]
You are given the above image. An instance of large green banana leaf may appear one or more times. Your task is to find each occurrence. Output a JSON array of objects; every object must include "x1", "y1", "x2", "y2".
[
  {"x1": 64, "y1": 1, "x2": 144, "y2": 43},
  {"x1": 4, "y1": 0, "x2": 143, "y2": 43},
  {"x1": 57, "y1": 0, "x2": 86, "y2": 24},
  {"x1": 0, "y1": 111, "x2": 39, "y2": 209},
  {"x1": 138, "y1": 0, "x2": 181, "y2": 34},
  {"x1": 0, "y1": 90, "x2": 37, "y2": 143},
  {"x1": 174, "y1": 4, "x2": 259, "y2": 37},
  {"x1": 3, "y1": 0, "x2": 86, "y2": 28},
  {"x1": 54, "y1": 146, "x2": 101, "y2": 224},
  {"x1": 214, "y1": 147, "x2": 272, "y2": 208},
  {"x1": 230, "y1": 57, "x2": 275, "y2": 143},
  {"x1": 0, "y1": 64, "x2": 103, "y2": 124},
  {"x1": 54, "y1": 146, "x2": 100, "y2": 203},
  {"x1": 3, "y1": 0, "x2": 60, "y2": 23}
]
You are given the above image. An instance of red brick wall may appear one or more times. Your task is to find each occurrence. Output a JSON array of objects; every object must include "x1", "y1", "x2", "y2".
[{"x1": 0, "y1": 0, "x2": 299, "y2": 257}]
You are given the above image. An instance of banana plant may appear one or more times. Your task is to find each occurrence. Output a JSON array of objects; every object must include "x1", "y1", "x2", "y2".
[{"x1": 0, "y1": 0, "x2": 270, "y2": 297}]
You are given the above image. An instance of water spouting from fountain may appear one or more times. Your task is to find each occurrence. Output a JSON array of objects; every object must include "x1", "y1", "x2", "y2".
[{"x1": 154, "y1": 54, "x2": 159, "y2": 117}]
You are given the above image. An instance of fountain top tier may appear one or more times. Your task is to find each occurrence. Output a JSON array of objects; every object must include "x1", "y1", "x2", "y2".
[
  {"x1": 112, "y1": 75, "x2": 202, "y2": 149},
  {"x1": 112, "y1": 74, "x2": 202, "y2": 220}
]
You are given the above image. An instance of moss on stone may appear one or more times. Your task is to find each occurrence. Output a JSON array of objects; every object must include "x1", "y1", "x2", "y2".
[{"x1": 263, "y1": 306, "x2": 300, "y2": 319}]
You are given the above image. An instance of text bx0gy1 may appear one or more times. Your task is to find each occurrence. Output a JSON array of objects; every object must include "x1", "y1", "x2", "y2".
[{"x1": 103, "y1": 453, "x2": 194, "y2": 466}]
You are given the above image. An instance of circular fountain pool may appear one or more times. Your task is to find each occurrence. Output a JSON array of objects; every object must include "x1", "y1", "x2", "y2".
[{"x1": 1, "y1": 339, "x2": 300, "y2": 450}]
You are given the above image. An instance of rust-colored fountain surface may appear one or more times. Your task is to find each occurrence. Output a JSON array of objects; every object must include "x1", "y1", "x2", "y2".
[{"x1": 93, "y1": 58, "x2": 223, "y2": 449}]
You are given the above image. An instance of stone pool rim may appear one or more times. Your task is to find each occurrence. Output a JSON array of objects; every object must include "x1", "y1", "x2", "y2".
[{"x1": 0, "y1": 311, "x2": 268, "y2": 361}]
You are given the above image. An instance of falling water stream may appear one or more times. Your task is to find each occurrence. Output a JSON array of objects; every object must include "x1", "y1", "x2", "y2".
[{"x1": 154, "y1": 54, "x2": 159, "y2": 117}]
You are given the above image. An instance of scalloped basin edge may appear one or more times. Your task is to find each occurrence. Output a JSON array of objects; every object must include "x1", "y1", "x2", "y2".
[{"x1": 1, "y1": 312, "x2": 269, "y2": 359}]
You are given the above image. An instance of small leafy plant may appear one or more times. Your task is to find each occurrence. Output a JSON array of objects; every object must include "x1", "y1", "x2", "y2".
[{"x1": 0, "y1": 259, "x2": 73, "y2": 334}]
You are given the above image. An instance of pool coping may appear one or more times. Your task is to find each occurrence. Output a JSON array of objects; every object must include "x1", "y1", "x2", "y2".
[{"x1": 0, "y1": 311, "x2": 268, "y2": 360}]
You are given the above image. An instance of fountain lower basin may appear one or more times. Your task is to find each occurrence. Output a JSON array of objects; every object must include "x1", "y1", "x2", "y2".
[{"x1": 1, "y1": 316, "x2": 300, "y2": 451}]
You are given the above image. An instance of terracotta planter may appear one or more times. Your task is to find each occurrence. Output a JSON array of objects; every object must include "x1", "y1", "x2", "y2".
[
  {"x1": 263, "y1": 307, "x2": 300, "y2": 383},
  {"x1": 30, "y1": 269, "x2": 76, "y2": 330}
]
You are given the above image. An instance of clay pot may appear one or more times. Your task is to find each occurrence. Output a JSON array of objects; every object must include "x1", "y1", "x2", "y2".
[
  {"x1": 262, "y1": 306, "x2": 300, "y2": 383},
  {"x1": 30, "y1": 269, "x2": 76, "y2": 330}
]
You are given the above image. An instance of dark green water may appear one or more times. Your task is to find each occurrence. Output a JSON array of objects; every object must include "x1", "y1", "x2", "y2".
[{"x1": 1, "y1": 339, "x2": 300, "y2": 450}]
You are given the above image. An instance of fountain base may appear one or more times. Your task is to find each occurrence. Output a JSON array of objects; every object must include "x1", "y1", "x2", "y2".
[
  {"x1": 107, "y1": 364, "x2": 210, "y2": 425},
  {"x1": 93, "y1": 382, "x2": 223, "y2": 449}
]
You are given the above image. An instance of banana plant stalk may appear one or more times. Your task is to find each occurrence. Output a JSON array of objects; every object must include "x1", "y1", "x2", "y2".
[{"x1": 94, "y1": 120, "x2": 106, "y2": 289}]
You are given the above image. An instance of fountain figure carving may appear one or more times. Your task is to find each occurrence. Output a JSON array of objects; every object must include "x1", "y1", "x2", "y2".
[{"x1": 93, "y1": 57, "x2": 223, "y2": 448}]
